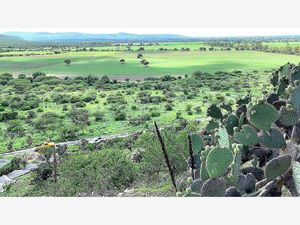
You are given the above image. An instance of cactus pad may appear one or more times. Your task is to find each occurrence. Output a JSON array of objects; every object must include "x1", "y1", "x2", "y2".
[
  {"x1": 266, "y1": 93, "x2": 279, "y2": 104},
  {"x1": 236, "y1": 95, "x2": 251, "y2": 106},
  {"x1": 190, "y1": 133, "x2": 204, "y2": 155},
  {"x1": 224, "y1": 187, "x2": 242, "y2": 197},
  {"x1": 241, "y1": 167, "x2": 264, "y2": 181},
  {"x1": 278, "y1": 106, "x2": 299, "y2": 127},
  {"x1": 270, "y1": 72, "x2": 279, "y2": 87},
  {"x1": 265, "y1": 155, "x2": 292, "y2": 181},
  {"x1": 238, "y1": 173, "x2": 256, "y2": 194},
  {"x1": 292, "y1": 161, "x2": 300, "y2": 195},
  {"x1": 247, "y1": 102, "x2": 280, "y2": 131},
  {"x1": 220, "y1": 102, "x2": 232, "y2": 112},
  {"x1": 231, "y1": 147, "x2": 242, "y2": 183},
  {"x1": 206, "y1": 146, "x2": 233, "y2": 178},
  {"x1": 279, "y1": 63, "x2": 293, "y2": 77},
  {"x1": 259, "y1": 128, "x2": 286, "y2": 149},
  {"x1": 190, "y1": 179, "x2": 203, "y2": 194},
  {"x1": 291, "y1": 66, "x2": 300, "y2": 83},
  {"x1": 225, "y1": 114, "x2": 239, "y2": 135},
  {"x1": 218, "y1": 126, "x2": 230, "y2": 148},
  {"x1": 207, "y1": 104, "x2": 222, "y2": 119},
  {"x1": 201, "y1": 178, "x2": 226, "y2": 197},
  {"x1": 290, "y1": 86, "x2": 300, "y2": 114},
  {"x1": 276, "y1": 78, "x2": 289, "y2": 96},
  {"x1": 291, "y1": 123, "x2": 300, "y2": 144},
  {"x1": 205, "y1": 119, "x2": 219, "y2": 131},
  {"x1": 238, "y1": 112, "x2": 245, "y2": 130},
  {"x1": 236, "y1": 104, "x2": 247, "y2": 117},
  {"x1": 234, "y1": 125, "x2": 259, "y2": 146},
  {"x1": 272, "y1": 100, "x2": 286, "y2": 111},
  {"x1": 187, "y1": 154, "x2": 201, "y2": 170}
]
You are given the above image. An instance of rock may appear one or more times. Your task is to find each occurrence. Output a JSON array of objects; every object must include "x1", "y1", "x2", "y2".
[
  {"x1": 0, "y1": 175, "x2": 14, "y2": 193},
  {"x1": 0, "y1": 158, "x2": 10, "y2": 169},
  {"x1": 7, "y1": 170, "x2": 28, "y2": 179}
]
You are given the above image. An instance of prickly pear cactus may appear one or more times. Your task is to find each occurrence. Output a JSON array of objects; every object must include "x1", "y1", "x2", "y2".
[
  {"x1": 276, "y1": 82, "x2": 285, "y2": 96},
  {"x1": 230, "y1": 144, "x2": 242, "y2": 183},
  {"x1": 179, "y1": 63, "x2": 300, "y2": 197},
  {"x1": 205, "y1": 119, "x2": 219, "y2": 131},
  {"x1": 266, "y1": 93, "x2": 279, "y2": 104},
  {"x1": 259, "y1": 128, "x2": 286, "y2": 149},
  {"x1": 190, "y1": 179, "x2": 203, "y2": 194},
  {"x1": 190, "y1": 133, "x2": 204, "y2": 154},
  {"x1": 201, "y1": 178, "x2": 226, "y2": 197},
  {"x1": 238, "y1": 173, "x2": 256, "y2": 194},
  {"x1": 234, "y1": 125, "x2": 259, "y2": 146},
  {"x1": 291, "y1": 66, "x2": 300, "y2": 83},
  {"x1": 290, "y1": 85, "x2": 300, "y2": 114},
  {"x1": 291, "y1": 123, "x2": 300, "y2": 144},
  {"x1": 278, "y1": 106, "x2": 299, "y2": 127},
  {"x1": 247, "y1": 102, "x2": 280, "y2": 131},
  {"x1": 270, "y1": 72, "x2": 279, "y2": 87},
  {"x1": 200, "y1": 148, "x2": 210, "y2": 181},
  {"x1": 292, "y1": 161, "x2": 300, "y2": 195},
  {"x1": 237, "y1": 112, "x2": 245, "y2": 130},
  {"x1": 279, "y1": 63, "x2": 292, "y2": 78},
  {"x1": 265, "y1": 155, "x2": 292, "y2": 181},
  {"x1": 207, "y1": 104, "x2": 222, "y2": 119},
  {"x1": 225, "y1": 114, "x2": 239, "y2": 135},
  {"x1": 187, "y1": 154, "x2": 201, "y2": 170},
  {"x1": 220, "y1": 102, "x2": 232, "y2": 113},
  {"x1": 217, "y1": 126, "x2": 230, "y2": 148},
  {"x1": 206, "y1": 146, "x2": 233, "y2": 178},
  {"x1": 224, "y1": 186, "x2": 241, "y2": 197}
]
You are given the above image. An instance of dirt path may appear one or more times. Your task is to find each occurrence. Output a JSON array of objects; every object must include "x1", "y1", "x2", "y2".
[
  {"x1": 1, "y1": 130, "x2": 140, "y2": 157},
  {"x1": 1, "y1": 117, "x2": 207, "y2": 157}
]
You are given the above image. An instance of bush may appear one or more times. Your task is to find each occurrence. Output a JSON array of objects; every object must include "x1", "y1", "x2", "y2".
[
  {"x1": 165, "y1": 103, "x2": 173, "y2": 111},
  {"x1": 133, "y1": 124, "x2": 198, "y2": 178},
  {"x1": 34, "y1": 149, "x2": 137, "y2": 196},
  {"x1": 94, "y1": 111, "x2": 104, "y2": 121},
  {"x1": 33, "y1": 162, "x2": 53, "y2": 183},
  {"x1": 114, "y1": 111, "x2": 126, "y2": 121},
  {"x1": 0, "y1": 157, "x2": 26, "y2": 176}
]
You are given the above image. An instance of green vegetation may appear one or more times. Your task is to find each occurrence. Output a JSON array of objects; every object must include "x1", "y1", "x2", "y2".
[
  {"x1": 2, "y1": 38, "x2": 300, "y2": 197},
  {"x1": 0, "y1": 66, "x2": 270, "y2": 152}
]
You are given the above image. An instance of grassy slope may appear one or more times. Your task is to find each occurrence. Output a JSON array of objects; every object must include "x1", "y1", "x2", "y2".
[{"x1": 0, "y1": 50, "x2": 300, "y2": 76}]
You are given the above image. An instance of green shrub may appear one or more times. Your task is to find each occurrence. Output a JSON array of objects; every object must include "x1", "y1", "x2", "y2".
[
  {"x1": 0, "y1": 157, "x2": 26, "y2": 176},
  {"x1": 33, "y1": 149, "x2": 137, "y2": 196}
]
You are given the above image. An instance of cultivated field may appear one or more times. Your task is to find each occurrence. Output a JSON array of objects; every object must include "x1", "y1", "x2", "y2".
[{"x1": 1, "y1": 50, "x2": 300, "y2": 77}]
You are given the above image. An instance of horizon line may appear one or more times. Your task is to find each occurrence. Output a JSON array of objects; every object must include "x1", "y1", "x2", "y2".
[{"x1": 1, "y1": 28, "x2": 300, "y2": 38}]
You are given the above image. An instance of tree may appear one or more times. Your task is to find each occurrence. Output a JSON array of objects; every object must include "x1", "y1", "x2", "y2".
[
  {"x1": 137, "y1": 54, "x2": 143, "y2": 59},
  {"x1": 120, "y1": 59, "x2": 125, "y2": 64},
  {"x1": 64, "y1": 59, "x2": 72, "y2": 65},
  {"x1": 143, "y1": 60, "x2": 149, "y2": 67},
  {"x1": 32, "y1": 72, "x2": 46, "y2": 80},
  {"x1": 69, "y1": 109, "x2": 89, "y2": 133},
  {"x1": 140, "y1": 59, "x2": 146, "y2": 65},
  {"x1": 34, "y1": 112, "x2": 60, "y2": 135},
  {"x1": 5, "y1": 120, "x2": 25, "y2": 139}
]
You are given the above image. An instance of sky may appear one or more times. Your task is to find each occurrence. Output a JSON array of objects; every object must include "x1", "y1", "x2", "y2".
[{"x1": 1, "y1": 28, "x2": 300, "y2": 37}]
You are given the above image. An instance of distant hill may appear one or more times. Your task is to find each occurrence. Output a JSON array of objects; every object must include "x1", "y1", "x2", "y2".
[
  {"x1": 0, "y1": 34, "x2": 32, "y2": 48},
  {"x1": 2, "y1": 32, "x2": 198, "y2": 43}
]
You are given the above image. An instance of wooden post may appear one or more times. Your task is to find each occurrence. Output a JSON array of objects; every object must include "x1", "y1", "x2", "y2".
[{"x1": 154, "y1": 121, "x2": 177, "y2": 192}]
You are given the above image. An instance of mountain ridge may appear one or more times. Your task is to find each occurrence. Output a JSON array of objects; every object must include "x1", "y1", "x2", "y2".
[{"x1": 2, "y1": 32, "x2": 198, "y2": 43}]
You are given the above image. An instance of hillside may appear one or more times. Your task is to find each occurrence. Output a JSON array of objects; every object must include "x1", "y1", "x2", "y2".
[{"x1": 3, "y1": 32, "x2": 198, "y2": 43}]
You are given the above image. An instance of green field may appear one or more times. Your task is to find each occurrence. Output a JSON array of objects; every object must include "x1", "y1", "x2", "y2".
[
  {"x1": 0, "y1": 50, "x2": 300, "y2": 77},
  {"x1": 262, "y1": 41, "x2": 300, "y2": 48}
]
